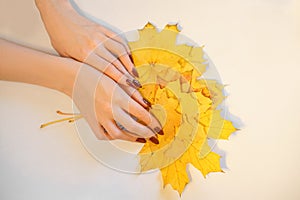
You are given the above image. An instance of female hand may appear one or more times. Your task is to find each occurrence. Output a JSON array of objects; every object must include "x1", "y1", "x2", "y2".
[
  {"x1": 73, "y1": 64, "x2": 162, "y2": 144},
  {"x1": 35, "y1": 0, "x2": 140, "y2": 88},
  {"x1": 0, "y1": 39, "x2": 162, "y2": 144}
]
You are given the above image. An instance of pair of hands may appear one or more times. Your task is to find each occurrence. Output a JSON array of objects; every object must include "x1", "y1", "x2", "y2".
[{"x1": 36, "y1": 0, "x2": 162, "y2": 144}]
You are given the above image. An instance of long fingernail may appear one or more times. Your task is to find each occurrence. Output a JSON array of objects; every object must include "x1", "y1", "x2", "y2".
[
  {"x1": 149, "y1": 136, "x2": 159, "y2": 144},
  {"x1": 143, "y1": 98, "x2": 152, "y2": 108},
  {"x1": 129, "y1": 54, "x2": 134, "y2": 63},
  {"x1": 132, "y1": 79, "x2": 142, "y2": 88},
  {"x1": 132, "y1": 68, "x2": 139, "y2": 78},
  {"x1": 126, "y1": 79, "x2": 134, "y2": 87},
  {"x1": 154, "y1": 127, "x2": 164, "y2": 135},
  {"x1": 136, "y1": 138, "x2": 146, "y2": 143}
]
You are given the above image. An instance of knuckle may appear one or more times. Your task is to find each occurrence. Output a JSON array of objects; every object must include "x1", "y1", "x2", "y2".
[
  {"x1": 115, "y1": 43, "x2": 127, "y2": 56},
  {"x1": 78, "y1": 47, "x2": 91, "y2": 60},
  {"x1": 96, "y1": 43, "x2": 105, "y2": 52}
]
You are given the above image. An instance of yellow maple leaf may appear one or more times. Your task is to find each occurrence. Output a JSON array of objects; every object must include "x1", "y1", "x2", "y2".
[{"x1": 128, "y1": 22, "x2": 237, "y2": 195}]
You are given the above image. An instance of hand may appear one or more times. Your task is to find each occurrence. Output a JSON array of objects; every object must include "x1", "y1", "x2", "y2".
[
  {"x1": 35, "y1": 0, "x2": 140, "y2": 88},
  {"x1": 0, "y1": 39, "x2": 162, "y2": 144},
  {"x1": 73, "y1": 64, "x2": 162, "y2": 144}
]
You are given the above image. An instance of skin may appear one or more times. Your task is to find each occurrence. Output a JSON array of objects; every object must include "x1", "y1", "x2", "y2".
[
  {"x1": 1, "y1": 0, "x2": 164, "y2": 143},
  {"x1": 34, "y1": 0, "x2": 139, "y2": 87},
  {"x1": 0, "y1": 39, "x2": 161, "y2": 143}
]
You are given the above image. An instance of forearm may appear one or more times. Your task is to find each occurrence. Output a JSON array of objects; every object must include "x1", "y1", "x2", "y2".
[{"x1": 0, "y1": 39, "x2": 79, "y2": 97}]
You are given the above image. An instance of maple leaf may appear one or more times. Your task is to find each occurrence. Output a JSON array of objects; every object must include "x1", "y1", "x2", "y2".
[{"x1": 128, "y1": 22, "x2": 238, "y2": 195}]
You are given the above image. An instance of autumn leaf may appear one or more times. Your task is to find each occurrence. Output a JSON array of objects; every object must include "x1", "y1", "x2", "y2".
[{"x1": 128, "y1": 22, "x2": 238, "y2": 195}]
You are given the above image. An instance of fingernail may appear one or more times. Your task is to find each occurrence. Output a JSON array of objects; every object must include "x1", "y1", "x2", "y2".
[
  {"x1": 132, "y1": 68, "x2": 139, "y2": 78},
  {"x1": 126, "y1": 79, "x2": 133, "y2": 87},
  {"x1": 143, "y1": 98, "x2": 152, "y2": 108},
  {"x1": 149, "y1": 136, "x2": 159, "y2": 144},
  {"x1": 154, "y1": 127, "x2": 164, "y2": 135},
  {"x1": 136, "y1": 138, "x2": 146, "y2": 143},
  {"x1": 129, "y1": 54, "x2": 134, "y2": 63},
  {"x1": 132, "y1": 79, "x2": 142, "y2": 88}
]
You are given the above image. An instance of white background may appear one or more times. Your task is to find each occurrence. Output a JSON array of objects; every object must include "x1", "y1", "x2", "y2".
[{"x1": 1, "y1": 0, "x2": 300, "y2": 199}]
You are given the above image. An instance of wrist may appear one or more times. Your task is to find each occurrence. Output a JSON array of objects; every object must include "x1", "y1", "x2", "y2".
[
  {"x1": 35, "y1": 0, "x2": 76, "y2": 20},
  {"x1": 35, "y1": 0, "x2": 72, "y2": 10},
  {"x1": 53, "y1": 57, "x2": 80, "y2": 98},
  {"x1": 0, "y1": 39, "x2": 80, "y2": 98}
]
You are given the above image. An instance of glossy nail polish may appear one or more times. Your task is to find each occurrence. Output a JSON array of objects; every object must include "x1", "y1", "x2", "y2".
[
  {"x1": 132, "y1": 68, "x2": 139, "y2": 78},
  {"x1": 132, "y1": 79, "x2": 142, "y2": 88},
  {"x1": 149, "y1": 136, "x2": 159, "y2": 144},
  {"x1": 126, "y1": 79, "x2": 133, "y2": 87},
  {"x1": 143, "y1": 98, "x2": 152, "y2": 108},
  {"x1": 136, "y1": 138, "x2": 146, "y2": 143},
  {"x1": 154, "y1": 127, "x2": 164, "y2": 135}
]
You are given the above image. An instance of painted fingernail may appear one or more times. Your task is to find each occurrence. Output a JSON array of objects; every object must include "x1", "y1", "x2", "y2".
[
  {"x1": 149, "y1": 136, "x2": 159, "y2": 144},
  {"x1": 143, "y1": 98, "x2": 152, "y2": 108},
  {"x1": 154, "y1": 127, "x2": 164, "y2": 135},
  {"x1": 126, "y1": 79, "x2": 133, "y2": 87},
  {"x1": 132, "y1": 68, "x2": 139, "y2": 78},
  {"x1": 132, "y1": 79, "x2": 142, "y2": 88},
  {"x1": 136, "y1": 138, "x2": 146, "y2": 143},
  {"x1": 129, "y1": 54, "x2": 134, "y2": 63}
]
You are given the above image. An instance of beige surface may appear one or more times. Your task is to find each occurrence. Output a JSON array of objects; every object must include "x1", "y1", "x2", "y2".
[{"x1": 1, "y1": 0, "x2": 300, "y2": 199}]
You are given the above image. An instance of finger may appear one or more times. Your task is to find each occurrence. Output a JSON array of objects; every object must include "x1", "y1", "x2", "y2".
[
  {"x1": 104, "y1": 121, "x2": 145, "y2": 143},
  {"x1": 120, "y1": 85, "x2": 151, "y2": 109},
  {"x1": 114, "y1": 107, "x2": 157, "y2": 139},
  {"x1": 121, "y1": 98, "x2": 164, "y2": 136},
  {"x1": 100, "y1": 28, "x2": 131, "y2": 54},
  {"x1": 87, "y1": 53, "x2": 141, "y2": 88},
  {"x1": 90, "y1": 122, "x2": 111, "y2": 140},
  {"x1": 104, "y1": 39, "x2": 138, "y2": 78},
  {"x1": 95, "y1": 46, "x2": 128, "y2": 75}
]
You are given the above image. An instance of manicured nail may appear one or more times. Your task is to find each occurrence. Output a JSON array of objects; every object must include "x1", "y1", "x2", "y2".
[
  {"x1": 143, "y1": 98, "x2": 152, "y2": 108},
  {"x1": 136, "y1": 138, "x2": 146, "y2": 143},
  {"x1": 132, "y1": 79, "x2": 142, "y2": 88},
  {"x1": 149, "y1": 136, "x2": 159, "y2": 144},
  {"x1": 154, "y1": 127, "x2": 164, "y2": 135},
  {"x1": 132, "y1": 68, "x2": 139, "y2": 78},
  {"x1": 126, "y1": 79, "x2": 133, "y2": 87},
  {"x1": 129, "y1": 54, "x2": 134, "y2": 63}
]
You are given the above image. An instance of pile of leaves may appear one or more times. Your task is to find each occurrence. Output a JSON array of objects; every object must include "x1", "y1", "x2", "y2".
[{"x1": 129, "y1": 22, "x2": 237, "y2": 195}]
